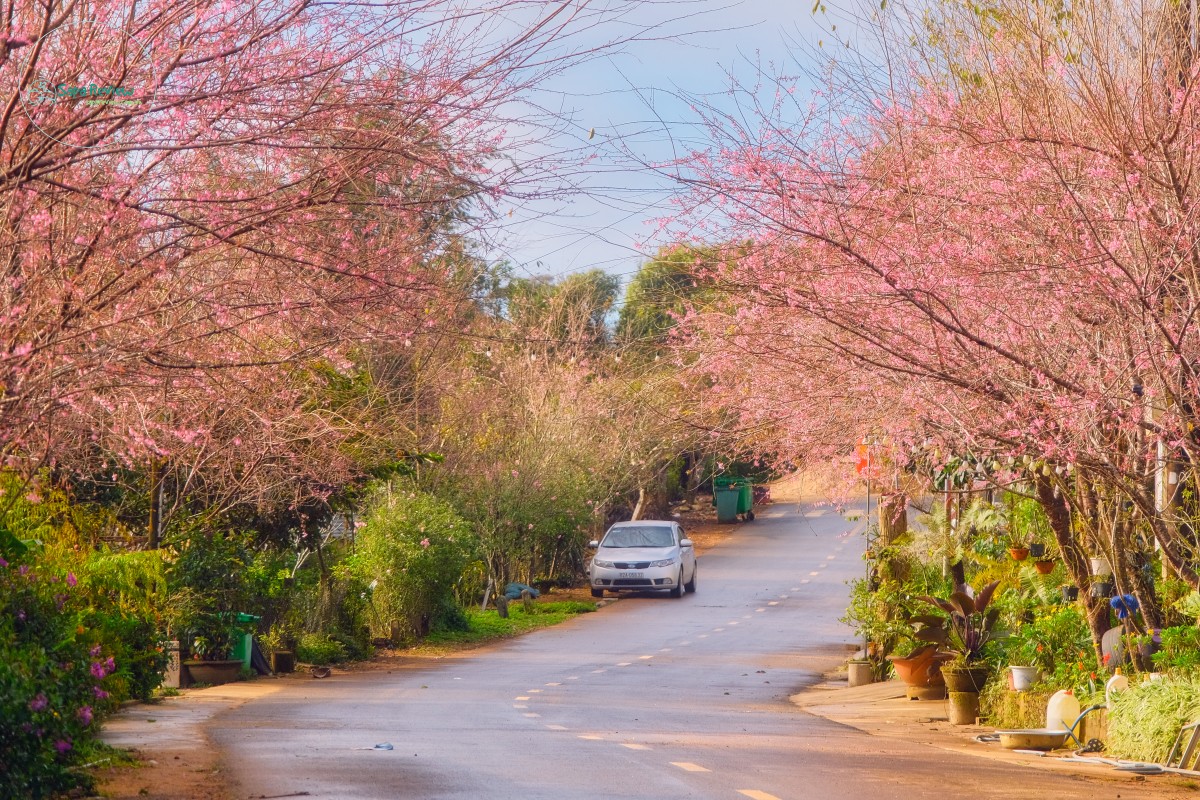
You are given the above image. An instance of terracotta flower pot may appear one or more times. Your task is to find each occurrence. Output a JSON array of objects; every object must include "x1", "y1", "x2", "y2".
[
  {"x1": 888, "y1": 646, "x2": 953, "y2": 700},
  {"x1": 1009, "y1": 547, "x2": 1030, "y2": 561},
  {"x1": 1034, "y1": 559, "x2": 1055, "y2": 575}
]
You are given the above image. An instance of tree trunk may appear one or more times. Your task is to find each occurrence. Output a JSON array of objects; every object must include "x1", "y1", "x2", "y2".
[
  {"x1": 631, "y1": 486, "x2": 645, "y2": 521},
  {"x1": 148, "y1": 459, "x2": 163, "y2": 549},
  {"x1": 1036, "y1": 475, "x2": 1110, "y2": 654}
]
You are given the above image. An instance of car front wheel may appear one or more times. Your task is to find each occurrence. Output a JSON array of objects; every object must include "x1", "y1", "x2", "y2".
[
  {"x1": 669, "y1": 569, "x2": 684, "y2": 598},
  {"x1": 591, "y1": 587, "x2": 604, "y2": 599},
  {"x1": 684, "y1": 565, "x2": 697, "y2": 593}
]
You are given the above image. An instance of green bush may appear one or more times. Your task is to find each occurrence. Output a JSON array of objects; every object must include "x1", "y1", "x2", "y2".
[
  {"x1": 0, "y1": 559, "x2": 119, "y2": 799},
  {"x1": 1151, "y1": 626, "x2": 1200, "y2": 673},
  {"x1": 295, "y1": 633, "x2": 347, "y2": 665},
  {"x1": 1007, "y1": 606, "x2": 1095, "y2": 687},
  {"x1": 353, "y1": 487, "x2": 478, "y2": 641}
]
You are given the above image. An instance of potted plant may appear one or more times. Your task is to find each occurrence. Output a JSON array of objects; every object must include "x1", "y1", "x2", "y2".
[
  {"x1": 1008, "y1": 537, "x2": 1030, "y2": 561},
  {"x1": 886, "y1": 643, "x2": 954, "y2": 699},
  {"x1": 1034, "y1": 557, "x2": 1056, "y2": 575},
  {"x1": 182, "y1": 614, "x2": 242, "y2": 685},
  {"x1": 918, "y1": 580, "x2": 1000, "y2": 723}
]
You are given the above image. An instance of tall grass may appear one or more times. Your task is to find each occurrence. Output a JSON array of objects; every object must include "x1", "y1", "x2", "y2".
[{"x1": 1107, "y1": 676, "x2": 1200, "y2": 763}]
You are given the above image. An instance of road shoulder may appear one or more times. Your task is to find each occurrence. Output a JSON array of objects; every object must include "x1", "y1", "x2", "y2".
[{"x1": 792, "y1": 676, "x2": 1196, "y2": 796}]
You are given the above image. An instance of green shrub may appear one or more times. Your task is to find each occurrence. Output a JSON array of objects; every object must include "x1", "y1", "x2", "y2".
[
  {"x1": 1007, "y1": 606, "x2": 1095, "y2": 686},
  {"x1": 1108, "y1": 676, "x2": 1200, "y2": 762},
  {"x1": 353, "y1": 487, "x2": 477, "y2": 641},
  {"x1": 296, "y1": 633, "x2": 347, "y2": 665},
  {"x1": 0, "y1": 559, "x2": 119, "y2": 799},
  {"x1": 1151, "y1": 626, "x2": 1200, "y2": 673}
]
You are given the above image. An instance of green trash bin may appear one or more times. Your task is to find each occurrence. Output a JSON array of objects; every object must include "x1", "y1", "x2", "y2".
[
  {"x1": 230, "y1": 613, "x2": 261, "y2": 669},
  {"x1": 736, "y1": 479, "x2": 754, "y2": 519},
  {"x1": 714, "y1": 485, "x2": 740, "y2": 523}
]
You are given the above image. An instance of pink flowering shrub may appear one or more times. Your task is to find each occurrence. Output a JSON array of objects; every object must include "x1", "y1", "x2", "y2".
[{"x1": 0, "y1": 557, "x2": 117, "y2": 798}]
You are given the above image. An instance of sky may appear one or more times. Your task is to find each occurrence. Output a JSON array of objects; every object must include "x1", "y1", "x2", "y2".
[{"x1": 479, "y1": 0, "x2": 838, "y2": 286}]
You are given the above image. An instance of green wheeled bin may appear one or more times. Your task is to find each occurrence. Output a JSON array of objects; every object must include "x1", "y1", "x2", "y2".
[
  {"x1": 736, "y1": 479, "x2": 755, "y2": 521},
  {"x1": 713, "y1": 481, "x2": 740, "y2": 523},
  {"x1": 231, "y1": 612, "x2": 261, "y2": 669}
]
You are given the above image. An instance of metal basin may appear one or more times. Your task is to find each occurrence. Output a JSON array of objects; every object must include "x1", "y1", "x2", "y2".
[{"x1": 998, "y1": 729, "x2": 1070, "y2": 750}]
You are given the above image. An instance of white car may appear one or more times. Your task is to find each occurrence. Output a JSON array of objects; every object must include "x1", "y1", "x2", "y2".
[{"x1": 588, "y1": 520, "x2": 697, "y2": 598}]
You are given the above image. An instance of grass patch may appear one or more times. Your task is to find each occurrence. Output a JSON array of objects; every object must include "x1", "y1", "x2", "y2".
[{"x1": 423, "y1": 601, "x2": 596, "y2": 648}]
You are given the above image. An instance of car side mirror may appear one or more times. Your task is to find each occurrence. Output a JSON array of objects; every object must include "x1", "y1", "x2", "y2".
[
  {"x1": 588, "y1": 540, "x2": 599, "y2": 549},
  {"x1": 680, "y1": 538, "x2": 693, "y2": 548}
]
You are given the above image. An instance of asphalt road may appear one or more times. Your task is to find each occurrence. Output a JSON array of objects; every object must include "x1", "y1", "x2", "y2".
[{"x1": 211, "y1": 502, "x2": 1119, "y2": 800}]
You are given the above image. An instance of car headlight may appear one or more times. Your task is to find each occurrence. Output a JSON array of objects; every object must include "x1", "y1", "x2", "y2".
[
  {"x1": 593, "y1": 559, "x2": 615, "y2": 568},
  {"x1": 650, "y1": 557, "x2": 678, "y2": 567}
]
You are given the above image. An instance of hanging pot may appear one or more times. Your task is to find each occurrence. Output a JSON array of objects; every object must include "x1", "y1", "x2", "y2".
[
  {"x1": 1034, "y1": 559, "x2": 1056, "y2": 575},
  {"x1": 1009, "y1": 547, "x2": 1030, "y2": 561},
  {"x1": 1090, "y1": 556, "x2": 1112, "y2": 577},
  {"x1": 1029, "y1": 543, "x2": 1046, "y2": 558},
  {"x1": 1090, "y1": 580, "x2": 1113, "y2": 598},
  {"x1": 1061, "y1": 585, "x2": 1079, "y2": 602}
]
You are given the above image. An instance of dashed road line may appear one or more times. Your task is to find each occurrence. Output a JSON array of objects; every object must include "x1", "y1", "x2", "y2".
[
  {"x1": 621, "y1": 743, "x2": 650, "y2": 750},
  {"x1": 768, "y1": 601, "x2": 779, "y2": 606},
  {"x1": 671, "y1": 762, "x2": 710, "y2": 773},
  {"x1": 808, "y1": 571, "x2": 819, "y2": 576},
  {"x1": 523, "y1": 713, "x2": 541, "y2": 718},
  {"x1": 545, "y1": 682, "x2": 561, "y2": 686},
  {"x1": 513, "y1": 704, "x2": 528, "y2": 709},
  {"x1": 546, "y1": 724, "x2": 568, "y2": 731},
  {"x1": 616, "y1": 662, "x2": 632, "y2": 667},
  {"x1": 739, "y1": 791, "x2": 782, "y2": 800},
  {"x1": 638, "y1": 655, "x2": 654, "y2": 660},
  {"x1": 799, "y1": 580, "x2": 810, "y2": 585},
  {"x1": 578, "y1": 734, "x2": 603, "y2": 741},
  {"x1": 515, "y1": 696, "x2": 530, "y2": 701},
  {"x1": 591, "y1": 669, "x2": 607, "y2": 673},
  {"x1": 755, "y1": 608, "x2": 766, "y2": 613}
]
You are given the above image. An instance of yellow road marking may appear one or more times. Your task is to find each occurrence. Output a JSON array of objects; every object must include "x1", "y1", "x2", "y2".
[
  {"x1": 617, "y1": 662, "x2": 632, "y2": 667},
  {"x1": 756, "y1": 608, "x2": 766, "y2": 613},
  {"x1": 523, "y1": 712, "x2": 541, "y2": 718},
  {"x1": 528, "y1": 689, "x2": 542, "y2": 693},
  {"x1": 621, "y1": 743, "x2": 650, "y2": 750},
  {"x1": 546, "y1": 724, "x2": 567, "y2": 731},
  {"x1": 513, "y1": 704, "x2": 528, "y2": 709},
  {"x1": 578, "y1": 734, "x2": 603, "y2": 740},
  {"x1": 638, "y1": 655, "x2": 653, "y2": 660},
  {"x1": 545, "y1": 682, "x2": 561, "y2": 686},
  {"x1": 591, "y1": 669, "x2": 606, "y2": 673},
  {"x1": 671, "y1": 762, "x2": 710, "y2": 772},
  {"x1": 739, "y1": 791, "x2": 782, "y2": 800},
  {"x1": 768, "y1": 601, "x2": 779, "y2": 606},
  {"x1": 515, "y1": 696, "x2": 530, "y2": 701},
  {"x1": 808, "y1": 571, "x2": 819, "y2": 576}
]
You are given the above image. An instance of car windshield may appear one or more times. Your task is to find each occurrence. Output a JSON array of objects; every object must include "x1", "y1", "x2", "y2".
[{"x1": 601, "y1": 526, "x2": 675, "y2": 548}]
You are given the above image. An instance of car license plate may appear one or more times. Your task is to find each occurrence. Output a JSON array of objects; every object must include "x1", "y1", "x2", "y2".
[{"x1": 619, "y1": 571, "x2": 644, "y2": 579}]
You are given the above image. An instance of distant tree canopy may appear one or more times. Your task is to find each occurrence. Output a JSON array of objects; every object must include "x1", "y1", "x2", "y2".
[{"x1": 617, "y1": 246, "x2": 716, "y2": 347}]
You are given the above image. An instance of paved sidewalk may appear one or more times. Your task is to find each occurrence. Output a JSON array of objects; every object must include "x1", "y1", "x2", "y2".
[{"x1": 791, "y1": 677, "x2": 1192, "y2": 793}]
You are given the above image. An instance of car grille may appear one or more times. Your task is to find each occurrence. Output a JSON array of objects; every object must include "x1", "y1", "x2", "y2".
[
  {"x1": 613, "y1": 562, "x2": 651, "y2": 569},
  {"x1": 613, "y1": 578, "x2": 654, "y2": 586}
]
